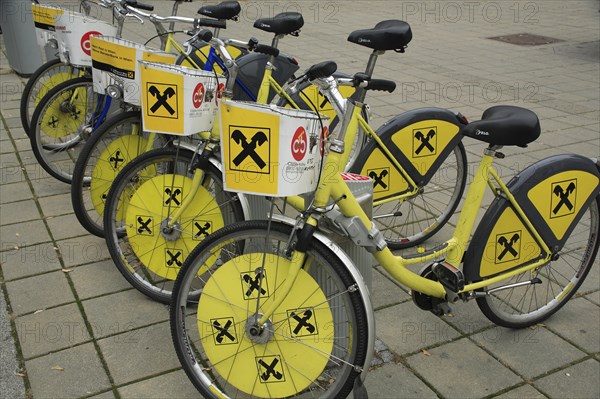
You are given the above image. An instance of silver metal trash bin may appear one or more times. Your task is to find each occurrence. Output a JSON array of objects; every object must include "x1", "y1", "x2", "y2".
[{"x1": 1, "y1": 0, "x2": 43, "y2": 76}]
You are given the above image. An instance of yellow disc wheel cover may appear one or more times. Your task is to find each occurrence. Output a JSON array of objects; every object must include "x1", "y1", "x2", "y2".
[
  {"x1": 90, "y1": 134, "x2": 150, "y2": 217},
  {"x1": 35, "y1": 72, "x2": 79, "y2": 107},
  {"x1": 198, "y1": 255, "x2": 334, "y2": 397},
  {"x1": 126, "y1": 174, "x2": 224, "y2": 280},
  {"x1": 41, "y1": 85, "x2": 90, "y2": 138}
]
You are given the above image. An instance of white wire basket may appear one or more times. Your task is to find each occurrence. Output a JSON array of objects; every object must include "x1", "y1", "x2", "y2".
[
  {"x1": 32, "y1": 4, "x2": 74, "y2": 49},
  {"x1": 91, "y1": 36, "x2": 178, "y2": 106},
  {"x1": 53, "y1": 13, "x2": 117, "y2": 67},
  {"x1": 139, "y1": 61, "x2": 221, "y2": 136},
  {"x1": 219, "y1": 99, "x2": 330, "y2": 197}
]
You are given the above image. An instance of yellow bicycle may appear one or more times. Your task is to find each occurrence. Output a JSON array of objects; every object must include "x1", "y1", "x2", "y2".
[{"x1": 170, "y1": 59, "x2": 600, "y2": 398}]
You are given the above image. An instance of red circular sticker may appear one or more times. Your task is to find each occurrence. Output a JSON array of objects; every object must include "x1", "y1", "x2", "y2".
[
  {"x1": 291, "y1": 127, "x2": 307, "y2": 161},
  {"x1": 319, "y1": 126, "x2": 329, "y2": 156},
  {"x1": 192, "y1": 83, "x2": 205, "y2": 108},
  {"x1": 80, "y1": 31, "x2": 102, "y2": 56},
  {"x1": 215, "y1": 83, "x2": 225, "y2": 105}
]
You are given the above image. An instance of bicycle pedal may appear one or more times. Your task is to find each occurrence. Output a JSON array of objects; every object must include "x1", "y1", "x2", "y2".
[
  {"x1": 431, "y1": 302, "x2": 452, "y2": 316},
  {"x1": 432, "y1": 261, "x2": 465, "y2": 292}
]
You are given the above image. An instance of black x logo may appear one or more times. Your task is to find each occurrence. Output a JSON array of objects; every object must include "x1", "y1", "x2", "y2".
[
  {"x1": 497, "y1": 233, "x2": 520, "y2": 261},
  {"x1": 136, "y1": 216, "x2": 153, "y2": 235},
  {"x1": 164, "y1": 188, "x2": 182, "y2": 206},
  {"x1": 166, "y1": 249, "x2": 182, "y2": 267},
  {"x1": 552, "y1": 182, "x2": 576, "y2": 215},
  {"x1": 258, "y1": 357, "x2": 284, "y2": 382},
  {"x1": 212, "y1": 319, "x2": 236, "y2": 344},
  {"x1": 414, "y1": 129, "x2": 436, "y2": 155},
  {"x1": 109, "y1": 150, "x2": 124, "y2": 170},
  {"x1": 148, "y1": 85, "x2": 176, "y2": 115},
  {"x1": 231, "y1": 130, "x2": 268, "y2": 169},
  {"x1": 369, "y1": 169, "x2": 389, "y2": 189},
  {"x1": 193, "y1": 221, "x2": 211, "y2": 240},
  {"x1": 290, "y1": 309, "x2": 316, "y2": 335},
  {"x1": 48, "y1": 116, "x2": 59, "y2": 128},
  {"x1": 242, "y1": 272, "x2": 266, "y2": 297}
]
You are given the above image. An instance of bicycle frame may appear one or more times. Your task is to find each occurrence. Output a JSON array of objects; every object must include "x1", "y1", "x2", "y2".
[{"x1": 254, "y1": 102, "x2": 555, "y2": 327}]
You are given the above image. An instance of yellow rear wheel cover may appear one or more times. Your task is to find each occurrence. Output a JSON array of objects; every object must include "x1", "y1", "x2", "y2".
[
  {"x1": 126, "y1": 174, "x2": 224, "y2": 280},
  {"x1": 41, "y1": 85, "x2": 89, "y2": 138},
  {"x1": 198, "y1": 255, "x2": 334, "y2": 397},
  {"x1": 90, "y1": 134, "x2": 150, "y2": 217}
]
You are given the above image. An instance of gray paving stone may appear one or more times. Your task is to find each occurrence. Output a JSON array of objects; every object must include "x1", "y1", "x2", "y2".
[
  {"x1": 17, "y1": 149, "x2": 39, "y2": 166},
  {"x1": 1, "y1": 242, "x2": 62, "y2": 280},
  {"x1": 0, "y1": 151, "x2": 18, "y2": 168},
  {"x1": 471, "y1": 326, "x2": 586, "y2": 379},
  {"x1": 442, "y1": 299, "x2": 495, "y2": 335},
  {"x1": 0, "y1": 199, "x2": 40, "y2": 226},
  {"x1": 0, "y1": 220, "x2": 51, "y2": 250},
  {"x1": 585, "y1": 291, "x2": 600, "y2": 306},
  {"x1": 16, "y1": 303, "x2": 89, "y2": 359},
  {"x1": 5, "y1": 271, "x2": 74, "y2": 316},
  {"x1": 495, "y1": 384, "x2": 547, "y2": 399},
  {"x1": 580, "y1": 263, "x2": 600, "y2": 295},
  {"x1": 375, "y1": 302, "x2": 460, "y2": 356},
  {"x1": 0, "y1": 292, "x2": 25, "y2": 399},
  {"x1": 89, "y1": 390, "x2": 117, "y2": 399},
  {"x1": 30, "y1": 177, "x2": 71, "y2": 197},
  {"x1": 364, "y1": 363, "x2": 437, "y2": 399},
  {"x1": 371, "y1": 268, "x2": 410, "y2": 310},
  {"x1": 70, "y1": 260, "x2": 133, "y2": 300},
  {"x1": 0, "y1": 140, "x2": 14, "y2": 154},
  {"x1": 407, "y1": 338, "x2": 522, "y2": 399},
  {"x1": 0, "y1": 181, "x2": 33, "y2": 204},
  {"x1": 45, "y1": 213, "x2": 91, "y2": 240},
  {"x1": 26, "y1": 342, "x2": 111, "y2": 398},
  {"x1": 98, "y1": 322, "x2": 180, "y2": 385},
  {"x1": 544, "y1": 298, "x2": 600, "y2": 353},
  {"x1": 0, "y1": 165, "x2": 27, "y2": 184},
  {"x1": 82, "y1": 290, "x2": 168, "y2": 340},
  {"x1": 38, "y1": 193, "x2": 76, "y2": 218},
  {"x1": 534, "y1": 358, "x2": 600, "y2": 399},
  {"x1": 55, "y1": 235, "x2": 110, "y2": 268},
  {"x1": 118, "y1": 369, "x2": 199, "y2": 399}
]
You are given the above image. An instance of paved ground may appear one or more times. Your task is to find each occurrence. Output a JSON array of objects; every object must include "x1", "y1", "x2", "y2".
[{"x1": 1, "y1": 0, "x2": 599, "y2": 398}]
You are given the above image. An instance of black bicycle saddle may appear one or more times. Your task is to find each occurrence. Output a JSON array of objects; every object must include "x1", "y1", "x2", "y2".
[
  {"x1": 254, "y1": 12, "x2": 304, "y2": 35},
  {"x1": 198, "y1": 1, "x2": 241, "y2": 20},
  {"x1": 348, "y1": 20, "x2": 412, "y2": 51}
]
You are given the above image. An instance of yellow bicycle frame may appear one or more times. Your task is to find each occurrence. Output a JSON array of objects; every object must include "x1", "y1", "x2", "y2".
[{"x1": 256, "y1": 104, "x2": 555, "y2": 326}]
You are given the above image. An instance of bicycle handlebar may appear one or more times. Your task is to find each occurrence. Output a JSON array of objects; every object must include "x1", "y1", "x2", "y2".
[{"x1": 125, "y1": 0, "x2": 153, "y2": 12}]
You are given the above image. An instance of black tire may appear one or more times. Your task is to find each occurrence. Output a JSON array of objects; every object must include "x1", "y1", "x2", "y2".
[
  {"x1": 477, "y1": 195, "x2": 600, "y2": 328},
  {"x1": 29, "y1": 77, "x2": 104, "y2": 183},
  {"x1": 367, "y1": 141, "x2": 468, "y2": 250},
  {"x1": 170, "y1": 220, "x2": 369, "y2": 398},
  {"x1": 71, "y1": 110, "x2": 168, "y2": 237},
  {"x1": 20, "y1": 59, "x2": 81, "y2": 137},
  {"x1": 103, "y1": 146, "x2": 245, "y2": 303}
]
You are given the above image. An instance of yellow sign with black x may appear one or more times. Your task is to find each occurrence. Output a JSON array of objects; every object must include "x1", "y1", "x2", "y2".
[{"x1": 141, "y1": 66, "x2": 184, "y2": 134}]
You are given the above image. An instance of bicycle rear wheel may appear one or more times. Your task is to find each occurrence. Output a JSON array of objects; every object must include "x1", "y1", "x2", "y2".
[
  {"x1": 29, "y1": 76, "x2": 105, "y2": 183},
  {"x1": 20, "y1": 59, "x2": 81, "y2": 136},
  {"x1": 476, "y1": 195, "x2": 600, "y2": 328},
  {"x1": 103, "y1": 146, "x2": 244, "y2": 303},
  {"x1": 170, "y1": 220, "x2": 369, "y2": 398}
]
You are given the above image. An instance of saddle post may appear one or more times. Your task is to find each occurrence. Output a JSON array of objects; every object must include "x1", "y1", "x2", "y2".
[{"x1": 354, "y1": 49, "x2": 385, "y2": 103}]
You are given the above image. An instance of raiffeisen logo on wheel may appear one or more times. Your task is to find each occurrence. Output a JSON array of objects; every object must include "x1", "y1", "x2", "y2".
[
  {"x1": 81, "y1": 31, "x2": 102, "y2": 56},
  {"x1": 291, "y1": 126, "x2": 307, "y2": 161},
  {"x1": 192, "y1": 83, "x2": 205, "y2": 109}
]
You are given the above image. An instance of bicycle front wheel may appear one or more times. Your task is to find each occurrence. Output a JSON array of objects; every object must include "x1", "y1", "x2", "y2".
[
  {"x1": 20, "y1": 59, "x2": 81, "y2": 136},
  {"x1": 170, "y1": 220, "x2": 369, "y2": 398},
  {"x1": 370, "y1": 141, "x2": 468, "y2": 250},
  {"x1": 29, "y1": 76, "x2": 104, "y2": 183},
  {"x1": 103, "y1": 146, "x2": 244, "y2": 303},
  {"x1": 71, "y1": 110, "x2": 166, "y2": 237},
  {"x1": 477, "y1": 195, "x2": 600, "y2": 328}
]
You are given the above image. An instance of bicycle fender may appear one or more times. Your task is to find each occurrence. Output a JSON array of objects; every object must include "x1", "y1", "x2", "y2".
[
  {"x1": 271, "y1": 214, "x2": 376, "y2": 381},
  {"x1": 233, "y1": 52, "x2": 299, "y2": 102},
  {"x1": 349, "y1": 108, "x2": 464, "y2": 200},
  {"x1": 464, "y1": 154, "x2": 600, "y2": 281}
]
